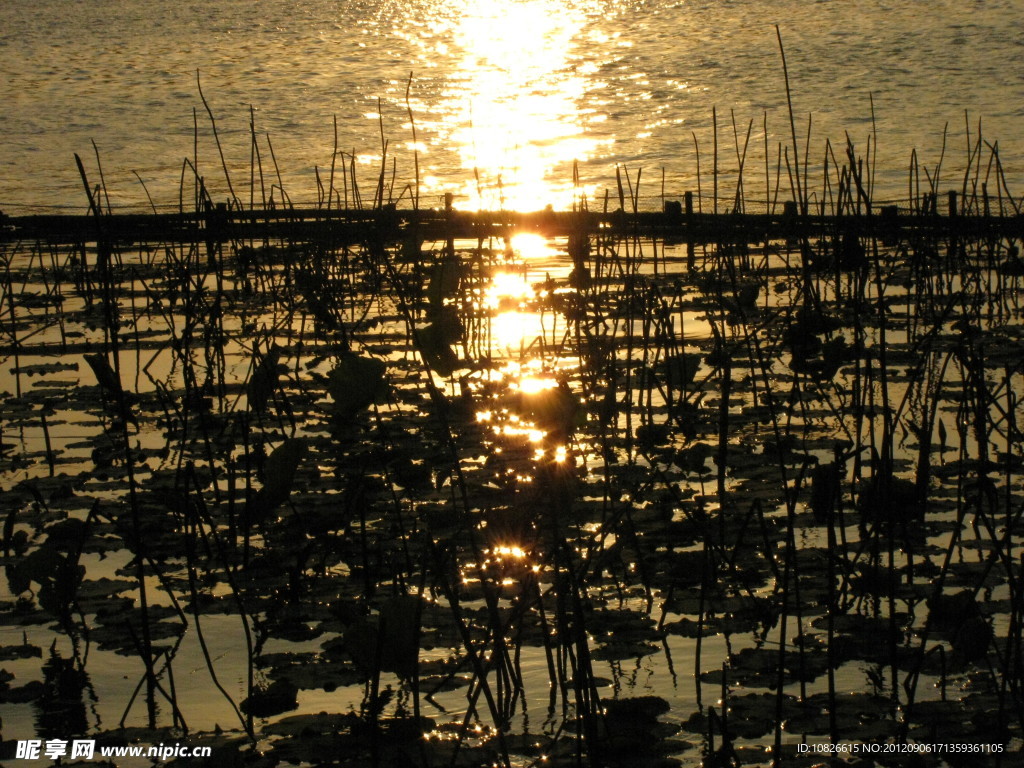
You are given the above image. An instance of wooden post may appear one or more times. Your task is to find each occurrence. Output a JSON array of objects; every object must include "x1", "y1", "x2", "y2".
[
  {"x1": 444, "y1": 192, "x2": 454, "y2": 259},
  {"x1": 947, "y1": 190, "x2": 958, "y2": 217}
]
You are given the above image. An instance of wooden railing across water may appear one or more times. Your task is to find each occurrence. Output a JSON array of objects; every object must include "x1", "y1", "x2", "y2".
[{"x1": 2, "y1": 200, "x2": 1022, "y2": 246}]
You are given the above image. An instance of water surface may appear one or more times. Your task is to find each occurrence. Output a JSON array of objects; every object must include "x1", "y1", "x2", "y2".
[{"x1": 2, "y1": 0, "x2": 1023, "y2": 212}]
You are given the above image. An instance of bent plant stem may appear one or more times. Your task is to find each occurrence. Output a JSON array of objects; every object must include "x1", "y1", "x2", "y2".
[
  {"x1": 377, "y1": 247, "x2": 514, "y2": 764},
  {"x1": 76, "y1": 153, "x2": 161, "y2": 728},
  {"x1": 183, "y1": 493, "x2": 255, "y2": 740},
  {"x1": 197, "y1": 70, "x2": 239, "y2": 207},
  {"x1": 187, "y1": 461, "x2": 258, "y2": 738},
  {"x1": 431, "y1": 544, "x2": 513, "y2": 768}
]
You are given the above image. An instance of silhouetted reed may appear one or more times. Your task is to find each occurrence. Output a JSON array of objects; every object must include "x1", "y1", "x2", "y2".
[{"x1": 2, "y1": 76, "x2": 1024, "y2": 768}]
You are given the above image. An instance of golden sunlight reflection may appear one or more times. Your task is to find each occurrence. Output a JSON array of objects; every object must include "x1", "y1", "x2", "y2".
[
  {"x1": 533, "y1": 444, "x2": 568, "y2": 463},
  {"x1": 485, "y1": 270, "x2": 534, "y2": 309},
  {"x1": 499, "y1": 418, "x2": 545, "y2": 444},
  {"x1": 439, "y1": 0, "x2": 607, "y2": 209},
  {"x1": 465, "y1": 243, "x2": 580, "y2": 486},
  {"x1": 515, "y1": 376, "x2": 558, "y2": 395},
  {"x1": 491, "y1": 309, "x2": 544, "y2": 351},
  {"x1": 492, "y1": 544, "x2": 527, "y2": 559},
  {"x1": 509, "y1": 233, "x2": 553, "y2": 262},
  {"x1": 478, "y1": 234, "x2": 566, "y2": 352},
  {"x1": 486, "y1": 543, "x2": 542, "y2": 577}
]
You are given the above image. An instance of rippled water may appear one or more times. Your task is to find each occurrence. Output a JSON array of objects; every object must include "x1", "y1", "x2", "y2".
[
  {"x1": 2, "y1": 0, "x2": 1023, "y2": 212},
  {"x1": 3, "y1": 217, "x2": 1023, "y2": 764}
]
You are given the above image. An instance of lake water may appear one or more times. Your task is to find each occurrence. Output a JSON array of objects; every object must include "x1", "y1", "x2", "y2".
[
  {"x1": 4, "y1": 2, "x2": 1024, "y2": 764},
  {"x1": 2, "y1": 0, "x2": 1023, "y2": 214},
  {"x1": 2, "y1": 216, "x2": 1021, "y2": 764}
]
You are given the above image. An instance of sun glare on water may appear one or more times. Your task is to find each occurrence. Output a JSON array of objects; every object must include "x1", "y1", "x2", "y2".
[
  {"x1": 516, "y1": 376, "x2": 558, "y2": 395},
  {"x1": 485, "y1": 270, "x2": 534, "y2": 309},
  {"x1": 508, "y1": 233, "x2": 553, "y2": 262},
  {"x1": 440, "y1": 0, "x2": 606, "y2": 209}
]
